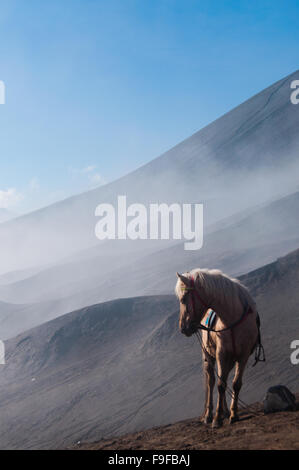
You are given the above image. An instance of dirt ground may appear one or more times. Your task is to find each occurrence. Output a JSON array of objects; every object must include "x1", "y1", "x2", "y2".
[{"x1": 75, "y1": 394, "x2": 299, "y2": 450}]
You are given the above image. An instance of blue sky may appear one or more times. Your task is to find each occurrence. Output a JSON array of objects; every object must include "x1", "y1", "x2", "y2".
[{"x1": 0, "y1": 0, "x2": 298, "y2": 213}]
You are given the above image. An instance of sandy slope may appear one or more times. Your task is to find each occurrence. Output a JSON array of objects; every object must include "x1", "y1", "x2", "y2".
[{"x1": 76, "y1": 395, "x2": 299, "y2": 450}]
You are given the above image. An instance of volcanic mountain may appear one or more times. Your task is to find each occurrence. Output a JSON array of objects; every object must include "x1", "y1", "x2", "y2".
[
  {"x1": 0, "y1": 70, "x2": 298, "y2": 275},
  {"x1": 0, "y1": 71, "x2": 298, "y2": 341}
]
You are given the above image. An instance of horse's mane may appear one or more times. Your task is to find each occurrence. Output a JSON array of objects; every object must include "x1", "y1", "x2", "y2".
[{"x1": 175, "y1": 268, "x2": 256, "y2": 312}]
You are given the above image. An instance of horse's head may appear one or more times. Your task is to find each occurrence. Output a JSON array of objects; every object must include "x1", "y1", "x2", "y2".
[{"x1": 175, "y1": 272, "x2": 208, "y2": 337}]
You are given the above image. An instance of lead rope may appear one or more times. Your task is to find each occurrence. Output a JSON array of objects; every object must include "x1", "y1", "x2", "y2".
[
  {"x1": 252, "y1": 313, "x2": 266, "y2": 367},
  {"x1": 195, "y1": 331, "x2": 261, "y2": 417}
]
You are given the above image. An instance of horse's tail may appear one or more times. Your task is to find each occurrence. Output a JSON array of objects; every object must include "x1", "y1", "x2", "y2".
[{"x1": 252, "y1": 312, "x2": 266, "y2": 367}]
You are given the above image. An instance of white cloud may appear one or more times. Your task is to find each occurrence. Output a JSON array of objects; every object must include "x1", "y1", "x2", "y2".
[
  {"x1": 83, "y1": 165, "x2": 96, "y2": 173},
  {"x1": 29, "y1": 178, "x2": 40, "y2": 192},
  {"x1": 88, "y1": 172, "x2": 106, "y2": 187},
  {"x1": 69, "y1": 164, "x2": 106, "y2": 188},
  {"x1": 0, "y1": 188, "x2": 23, "y2": 209}
]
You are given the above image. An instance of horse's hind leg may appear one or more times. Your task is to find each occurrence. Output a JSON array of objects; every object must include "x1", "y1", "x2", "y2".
[
  {"x1": 202, "y1": 353, "x2": 215, "y2": 424},
  {"x1": 229, "y1": 359, "x2": 247, "y2": 424},
  {"x1": 223, "y1": 393, "x2": 230, "y2": 419}
]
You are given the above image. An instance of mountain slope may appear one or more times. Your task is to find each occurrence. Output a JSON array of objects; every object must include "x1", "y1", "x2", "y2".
[
  {"x1": 0, "y1": 246, "x2": 298, "y2": 449},
  {"x1": 0, "y1": 70, "x2": 299, "y2": 273},
  {"x1": 0, "y1": 297, "x2": 72, "y2": 340},
  {"x1": 1, "y1": 189, "x2": 299, "y2": 312},
  {"x1": 0, "y1": 209, "x2": 15, "y2": 224},
  {"x1": 61, "y1": 189, "x2": 299, "y2": 307}
]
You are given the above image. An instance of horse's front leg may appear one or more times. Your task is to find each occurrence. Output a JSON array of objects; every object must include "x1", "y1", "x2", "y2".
[
  {"x1": 229, "y1": 359, "x2": 247, "y2": 424},
  {"x1": 213, "y1": 354, "x2": 232, "y2": 428},
  {"x1": 202, "y1": 353, "x2": 215, "y2": 424}
]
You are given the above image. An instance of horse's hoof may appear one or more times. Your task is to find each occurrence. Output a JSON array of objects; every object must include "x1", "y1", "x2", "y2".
[
  {"x1": 212, "y1": 418, "x2": 223, "y2": 429},
  {"x1": 203, "y1": 415, "x2": 213, "y2": 425},
  {"x1": 229, "y1": 415, "x2": 239, "y2": 424}
]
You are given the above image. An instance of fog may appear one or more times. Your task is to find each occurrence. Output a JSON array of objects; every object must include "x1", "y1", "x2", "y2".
[{"x1": 0, "y1": 70, "x2": 299, "y2": 338}]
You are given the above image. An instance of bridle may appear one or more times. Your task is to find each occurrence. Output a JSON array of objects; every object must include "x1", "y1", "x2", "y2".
[
  {"x1": 181, "y1": 276, "x2": 209, "y2": 330},
  {"x1": 180, "y1": 274, "x2": 265, "y2": 365}
]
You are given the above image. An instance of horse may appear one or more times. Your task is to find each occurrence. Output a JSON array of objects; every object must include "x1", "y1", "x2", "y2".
[{"x1": 175, "y1": 268, "x2": 264, "y2": 428}]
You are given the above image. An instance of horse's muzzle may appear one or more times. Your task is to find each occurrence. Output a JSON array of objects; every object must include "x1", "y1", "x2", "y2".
[{"x1": 181, "y1": 323, "x2": 198, "y2": 337}]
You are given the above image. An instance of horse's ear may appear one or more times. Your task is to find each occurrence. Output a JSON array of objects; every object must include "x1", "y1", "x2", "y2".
[{"x1": 176, "y1": 272, "x2": 190, "y2": 286}]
